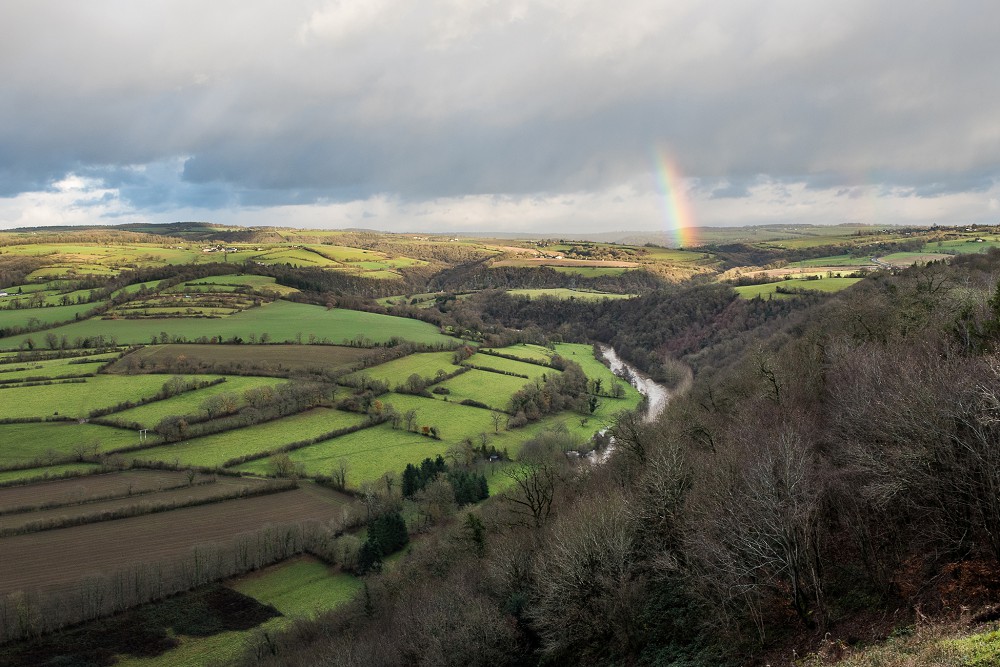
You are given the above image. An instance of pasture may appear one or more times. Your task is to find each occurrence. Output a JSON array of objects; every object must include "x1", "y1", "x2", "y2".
[
  {"x1": 343, "y1": 351, "x2": 458, "y2": 387},
  {"x1": 481, "y1": 343, "x2": 554, "y2": 363},
  {"x1": 463, "y1": 352, "x2": 555, "y2": 380},
  {"x1": 734, "y1": 276, "x2": 862, "y2": 299},
  {"x1": 0, "y1": 374, "x2": 218, "y2": 420},
  {"x1": 0, "y1": 421, "x2": 143, "y2": 467},
  {"x1": 0, "y1": 353, "x2": 119, "y2": 381},
  {"x1": 0, "y1": 463, "x2": 101, "y2": 485},
  {"x1": 129, "y1": 407, "x2": 370, "y2": 469},
  {"x1": 0, "y1": 300, "x2": 457, "y2": 350},
  {"x1": 506, "y1": 288, "x2": 635, "y2": 300},
  {"x1": 238, "y1": 393, "x2": 500, "y2": 483},
  {"x1": 0, "y1": 301, "x2": 106, "y2": 330},
  {"x1": 109, "y1": 376, "x2": 289, "y2": 428},
  {"x1": 433, "y1": 368, "x2": 530, "y2": 411},
  {"x1": 112, "y1": 557, "x2": 361, "y2": 667}
]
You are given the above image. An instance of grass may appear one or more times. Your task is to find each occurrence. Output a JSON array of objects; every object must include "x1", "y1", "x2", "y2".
[
  {"x1": 343, "y1": 351, "x2": 459, "y2": 387},
  {"x1": 0, "y1": 422, "x2": 142, "y2": 467},
  {"x1": 506, "y1": 288, "x2": 635, "y2": 300},
  {"x1": 800, "y1": 621, "x2": 1000, "y2": 667},
  {"x1": 115, "y1": 557, "x2": 361, "y2": 667},
  {"x1": 237, "y1": 393, "x2": 500, "y2": 483},
  {"x1": 0, "y1": 462, "x2": 100, "y2": 484},
  {"x1": 735, "y1": 277, "x2": 862, "y2": 299},
  {"x1": 0, "y1": 374, "x2": 219, "y2": 419},
  {"x1": 130, "y1": 407, "x2": 370, "y2": 468},
  {"x1": 433, "y1": 369, "x2": 530, "y2": 411},
  {"x1": 549, "y1": 265, "x2": 633, "y2": 277},
  {"x1": 0, "y1": 301, "x2": 106, "y2": 330},
  {"x1": 109, "y1": 376, "x2": 290, "y2": 428},
  {"x1": 789, "y1": 254, "x2": 877, "y2": 267},
  {"x1": 463, "y1": 353, "x2": 556, "y2": 380},
  {"x1": 231, "y1": 555, "x2": 362, "y2": 619},
  {"x1": 481, "y1": 343, "x2": 555, "y2": 363},
  {"x1": 0, "y1": 353, "x2": 119, "y2": 381},
  {"x1": 0, "y1": 300, "x2": 457, "y2": 350}
]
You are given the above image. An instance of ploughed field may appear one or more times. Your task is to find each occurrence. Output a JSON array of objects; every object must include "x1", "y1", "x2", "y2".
[{"x1": 0, "y1": 483, "x2": 351, "y2": 596}]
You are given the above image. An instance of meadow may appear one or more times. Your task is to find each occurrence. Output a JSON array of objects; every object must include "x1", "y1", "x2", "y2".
[
  {"x1": 0, "y1": 374, "x2": 218, "y2": 420},
  {"x1": 433, "y1": 368, "x2": 530, "y2": 410},
  {"x1": 0, "y1": 353, "x2": 118, "y2": 381},
  {"x1": 112, "y1": 557, "x2": 362, "y2": 667},
  {"x1": 506, "y1": 288, "x2": 636, "y2": 300},
  {"x1": 343, "y1": 351, "x2": 458, "y2": 386},
  {"x1": 0, "y1": 299, "x2": 456, "y2": 349},
  {"x1": 734, "y1": 276, "x2": 862, "y2": 299},
  {"x1": 0, "y1": 421, "x2": 143, "y2": 467},
  {"x1": 109, "y1": 376, "x2": 290, "y2": 428},
  {"x1": 463, "y1": 352, "x2": 555, "y2": 380},
  {"x1": 0, "y1": 301, "x2": 106, "y2": 330},
  {"x1": 130, "y1": 407, "x2": 370, "y2": 469}
]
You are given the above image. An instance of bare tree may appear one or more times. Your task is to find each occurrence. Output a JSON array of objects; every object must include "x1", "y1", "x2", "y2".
[{"x1": 501, "y1": 464, "x2": 557, "y2": 528}]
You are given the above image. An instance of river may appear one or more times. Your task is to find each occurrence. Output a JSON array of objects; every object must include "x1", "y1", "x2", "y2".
[{"x1": 597, "y1": 344, "x2": 672, "y2": 423}]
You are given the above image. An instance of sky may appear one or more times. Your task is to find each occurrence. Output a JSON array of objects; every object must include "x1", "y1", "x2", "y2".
[{"x1": 1, "y1": 0, "x2": 999, "y2": 236}]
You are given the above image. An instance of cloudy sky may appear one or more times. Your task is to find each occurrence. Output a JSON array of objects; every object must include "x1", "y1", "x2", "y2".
[{"x1": 1, "y1": 0, "x2": 998, "y2": 235}]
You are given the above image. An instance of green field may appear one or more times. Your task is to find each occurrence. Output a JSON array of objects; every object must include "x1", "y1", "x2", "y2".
[
  {"x1": 788, "y1": 254, "x2": 876, "y2": 267},
  {"x1": 130, "y1": 407, "x2": 370, "y2": 468},
  {"x1": 0, "y1": 462, "x2": 101, "y2": 484},
  {"x1": 0, "y1": 374, "x2": 218, "y2": 420},
  {"x1": 926, "y1": 237, "x2": 1000, "y2": 254},
  {"x1": 735, "y1": 277, "x2": 862, "y2": 299},
  {"x1": 343, "y1": 351, "x2": 458, "y2": 387},
  {"x1": 481, "y1": 343, "x2": 554, "y2": 363},
  {"x1": 550, "y1": 266, "x2": 632, "y2": 277},
  {"x1": 109, "y1": 376, "x2": 290, "y2": 428},
  {"x1": 463, "y1": 353, "x2": 555, "y2": 380},
  {"x1": 0, "y1": 302, "x2": 106, "y2": 331},
  {"x1": 507, "y1": 288, "x2": 635, "y2": 300},
  {"x1": 238, "y1": 393, "x2": 499, "y2": 483},
  {"x1": 0, "y1": 300, "x2": 456, "y2": 350},
  {"x1": 0, "y1": 422, "x2": 141, "y2": 466},
  {"x1": 433, "y1": 369, "x2": 530, "y2": 411},
  {"x1": 0, "y1": 353, "x2": 119, "y2": 381},
  {"x1": 115, "y1": 556, "x2": 361, "y2": 667}
]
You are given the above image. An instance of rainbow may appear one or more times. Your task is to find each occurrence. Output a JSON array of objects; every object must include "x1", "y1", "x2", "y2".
[{"x1": 652, "y1": 149, "x2": 697, "y2": 247}]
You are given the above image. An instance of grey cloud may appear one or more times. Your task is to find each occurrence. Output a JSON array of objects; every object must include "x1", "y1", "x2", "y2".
[{"x1": 1, "y1": 0, "x2": 999, "y2": 227}]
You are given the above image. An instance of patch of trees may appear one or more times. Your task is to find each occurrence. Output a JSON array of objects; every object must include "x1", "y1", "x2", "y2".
[
  {"x1": 357, "y1": 511, "x2": 410, "y2": 575},
  {"x1": 402, "y1": 456, "x2": 489, "y2": 507},
  {"x1": 506, "y1": 360, "x2": 590, "y2": 426}
]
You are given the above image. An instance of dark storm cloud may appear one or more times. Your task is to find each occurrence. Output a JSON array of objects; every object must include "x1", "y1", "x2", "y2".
[{"x1": 1, "y1": 0, "x2": 999, "y2": 229}]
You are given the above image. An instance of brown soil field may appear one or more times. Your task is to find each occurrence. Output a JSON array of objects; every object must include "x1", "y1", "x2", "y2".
[
  {"x1": 103, "y1": 344, "x2": 371, "y2": 374},
  {"x1": 493, "y1": 258, "x2": 640, "y2": 268},
  {"x1": 0, "y1": 470, "x2": 208, "y2": 512},
  {"x1": 0, "y1": 484, "x2": 353, "y2": 595},
  {"x1": 0, "y1": 476, "x2": 272, "y2": 532}
]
